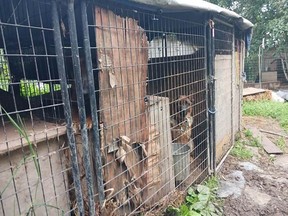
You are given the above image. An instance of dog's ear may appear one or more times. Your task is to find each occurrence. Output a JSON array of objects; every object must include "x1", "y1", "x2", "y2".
[{"x1": 179, "y1": 95, "x2": 193, "y2": 105}]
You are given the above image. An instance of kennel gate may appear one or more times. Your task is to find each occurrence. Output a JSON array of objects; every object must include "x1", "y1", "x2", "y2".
[{"x1": 0, "y1": 0, "x2": 213, "y2": 215}]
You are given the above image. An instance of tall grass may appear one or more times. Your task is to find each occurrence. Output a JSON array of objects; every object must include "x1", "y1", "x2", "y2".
[
  {"x1": 243, "y1": 101, "x2": 288, "y2": 132},
  {"x1": 0, "y1": 106, "x2": 64, "y2": 215}
]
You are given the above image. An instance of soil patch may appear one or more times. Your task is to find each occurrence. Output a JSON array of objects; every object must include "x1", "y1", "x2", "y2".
[{"x1": 220, "y1": 116, "x2": 288, "y2": 216}]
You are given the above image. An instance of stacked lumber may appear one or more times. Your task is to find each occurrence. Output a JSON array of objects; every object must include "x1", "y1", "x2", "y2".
[{"x1": 243, "y1": 87, "x2": 272, "y2": 101}]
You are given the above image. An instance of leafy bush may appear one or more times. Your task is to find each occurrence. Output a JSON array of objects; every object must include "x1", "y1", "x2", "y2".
[{"x1": 165, "y1": 179, "x2": 222, "y2": 216}]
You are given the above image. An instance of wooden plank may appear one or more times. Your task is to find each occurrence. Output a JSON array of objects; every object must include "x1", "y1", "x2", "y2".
[
  {"x1": 95, "y1": 7, "x2": 148, "y2": 206},
  {"x1": 260, "y1": 129, "x2": 288, "y2": 139},
  {"x1": 145, "y1": 96, "x2": 175, "y2": 204},
  {"x1": 262, "y1": 71, "x2": 277, "y2": 82},
  {"x1": 0, "y1": 119, "x2": 66, "y2": 155},
  {"x1": 243, "y1": 87, "x2": 266, "y2": 96},
  {"x1": 246, "y1": 126, "x2": 283, "y2": 154}
]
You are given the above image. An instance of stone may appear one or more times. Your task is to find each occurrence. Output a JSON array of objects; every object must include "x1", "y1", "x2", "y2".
[
  {"x1": 244, "y1": 186, "x2": 271, "y2": 206},
  {"x1": 239, "y1": 161, "x2": 263, "y2": 172},
  {"x1": 274, "y1": 154, "x2": 288, "y2": 170},
  {"x1": 217, "y1": 170, "x2": 246, "y2": 198}
]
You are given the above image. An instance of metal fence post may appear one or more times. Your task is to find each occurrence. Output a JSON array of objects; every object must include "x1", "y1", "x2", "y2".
[
  {"x1": 51, "y1": 1, "x2": 84, "y2": 215},
  {"x1": 67, "y1": 0, "x2": 95, "y2": 214},
  {"x1": 80, "y1": 0, "x2": 105, "y2": 207}
]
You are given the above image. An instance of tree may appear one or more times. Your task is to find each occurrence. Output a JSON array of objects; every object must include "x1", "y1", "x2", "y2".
[
  {"x1": 207, "y1": 0, "x2": 288, "y2": 80},
  {"x1": 207, "y1": 0, "x2": 288, "y2": 53}
]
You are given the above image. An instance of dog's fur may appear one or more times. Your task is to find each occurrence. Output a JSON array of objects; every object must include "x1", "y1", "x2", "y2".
[{"x1": 171, "y1": 95, "x2": 194, "y2": 150}]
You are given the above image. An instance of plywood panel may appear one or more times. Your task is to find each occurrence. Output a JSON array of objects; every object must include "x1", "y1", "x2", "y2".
[
  {"x1": 145, "y1": 96, "x2": 175, "y2": 204},
  {"x1": 0, "y1": 137, "x2": 69, "y2": 215},
  {"x1": 215, "y1": 55, "x2": 232, "y2": 161},
  {"x1": 95, "y1": 7, "x2": 148, "y2": 205},
  {"x1": 0, "y1": 119, "x2": 66, "y2": 155}
]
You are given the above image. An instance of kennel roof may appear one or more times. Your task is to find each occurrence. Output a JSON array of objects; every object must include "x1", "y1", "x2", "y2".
[{"x1": 116, "y1": 0, "x2": 253, "y2": 30}]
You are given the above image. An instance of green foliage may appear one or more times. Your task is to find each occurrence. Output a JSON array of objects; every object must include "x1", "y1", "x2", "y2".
[
  {"x1": 20, "y1": 79, "x2": 62, "y2": 97},
  {"x1": 207, "y1": 0, "x2": 288, "y2": 81},
  {"x1": 244, "y1": 129, "x2": 253, "y2": 138},
  {"x1": 231, "y1": 140, "x2": 253, "y2": 160},
  {"x1": 0, "y1": 107, "x2": 64, "y2": 215},
  {"x1": 165, "y1": 178, "x2": 222, "y2": 216},
  {"x1": 0, "y1": 107, "x2": 40, "y2": 198},
  {"x1": 243, "y1": 101, "x2": 288, "y2": 132},
  {"x1": 248, "y1": 137, "x2": 262, "y2": 148},
  {"x1": 0, "y1": 49, "x2": 11, "y2": 91}
]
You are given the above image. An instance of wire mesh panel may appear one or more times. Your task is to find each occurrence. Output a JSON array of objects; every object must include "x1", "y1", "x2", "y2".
[
  {"x1": 86, "y1": 2, "x2": 209, "y2": 214},
  {"x1": 0, "y1": 0, "x2": 77, "y2": 215},
  {"x1": 1, "y1": 0, "x2": 211, "y2": 215},
  {"x1": 214, "y1": 20, "x2": 234, "y2": 164}
]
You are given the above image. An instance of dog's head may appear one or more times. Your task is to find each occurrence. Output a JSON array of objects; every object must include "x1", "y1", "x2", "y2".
[{"x1": 177, "y1": 95, "x2": 194, "y2": 122}]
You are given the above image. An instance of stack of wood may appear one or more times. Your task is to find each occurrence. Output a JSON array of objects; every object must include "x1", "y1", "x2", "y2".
[{"x1": 243, "y1": 87, "x2": 272, "y2": 101}]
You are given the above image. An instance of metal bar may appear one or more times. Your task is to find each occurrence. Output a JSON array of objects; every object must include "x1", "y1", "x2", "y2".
[
  {"x1": 67, "y1": 0, "x2": 95, "y2": 215},
  {"x1": 80, "y1": 0, "x2": 105, "y2": 206},
  {"x1": 0, "y1": 21, "x2": 54, "y2": 31},
  {"x1": 215, "y1": 139, "x2": 234, "y2": 172},
  {"x1": 211, "y1": 19, "x2": 216, "y2": 173},
  {"x1": 204, "y1": 19, "x2": 211, "y2": 174},
  {"x1": 231, "y1": 26, "x2": 235, "y2": 149},
  {"x1": 207, "y1": 18, "x2": 216, "y2": 172},
  {"x1": 213, "y1": 18, "x2": 233, "y2": 28},
  {"x1": 51, "y1": 1, "x2": 84, "y2": 215},
  {"x1": 258, "y1": 45, "x2": 262, "y2": 88}
]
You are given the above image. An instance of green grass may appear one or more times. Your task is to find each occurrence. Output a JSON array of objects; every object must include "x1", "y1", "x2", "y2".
[
  {"x1": 230, "y1": 140, "x2": 253, "y2": 160},
  {"x1": 243, "y1": 101, "x2": 288, "y2": 132},
  {"x1": 243, "y1": 129, "x2": 253, "y2": 138}
]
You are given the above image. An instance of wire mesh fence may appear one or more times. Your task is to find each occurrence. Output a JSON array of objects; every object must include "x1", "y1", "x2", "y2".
[
  {"x1": 0, "y1": 0, "x2": 70, "y2": 215},
  {"x1": 86, "y1": 3, "x2": 209, "y2": 214},
  {"x1": 0, "y1": 0, "x2": 247, "y2": 215},
  {"x1": 214, "y1": 20, "x2": 234, "y2": 164},
  {"x1": 245, "y1": 49, "x2": 288, "y2": 84}
]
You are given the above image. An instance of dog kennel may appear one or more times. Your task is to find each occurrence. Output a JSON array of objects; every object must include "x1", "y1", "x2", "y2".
[{"x1": 0, "y1": 0, "x2": 252, "y2": 215}]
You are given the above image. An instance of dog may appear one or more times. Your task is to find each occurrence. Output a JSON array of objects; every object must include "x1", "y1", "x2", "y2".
[{"x1": 171, "y1": 95, "x2": 194, "y2": 150}]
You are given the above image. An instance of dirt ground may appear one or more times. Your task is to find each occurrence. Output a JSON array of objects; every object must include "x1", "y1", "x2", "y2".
[{"x1": 219, "y1": 116, "x2": 288, "y2": 216}]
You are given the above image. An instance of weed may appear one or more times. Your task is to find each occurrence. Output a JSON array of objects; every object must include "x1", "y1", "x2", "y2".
[
  {"x1": 242, "y1": 129, "x2": 262, "y2": 148},
  {"x1": 0, "y1": 106, "x2": 63, "y2": 215},
  {"x1": 243, "y1": 101, "x2": 288, "y2": 132},
  {"x1": 165, "y1": 177, "x2": 222, "y2": 216},
  {"x1": 244, "y1": 129, "x2": 253, "y2": 138},
  {"x1": 204, "y1": 176, "x2": 219, "y2": 192},
  {"x1": 230, "y1": 140, "x2": 253, "y2": 160},
  {"x1": 269, "y1": 155, "x2": 276, "y2": 163},
  {"x1": 276, "y1": 137, "x2": 286, "y2": 151},
  {"x1": 248, "y1": 137, "x2": 262, "y2": 148}
]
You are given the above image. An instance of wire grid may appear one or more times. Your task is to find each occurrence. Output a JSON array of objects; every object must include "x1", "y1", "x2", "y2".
[
  {"x1": 87, "y1": 2, "x2": 209, "y2": 214},
  {"x1": 0, "y1": 0, "x2": 71, "y2": 215},
  {"x1": 245, "y1": 50, "x2": 288, "y2": 83},
  {"x1": 1, "y1": 0, "x2": 212, "y2": 215},
  {"x1": 214, "y1": 21, "x2": 235, "y2": 164}
]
